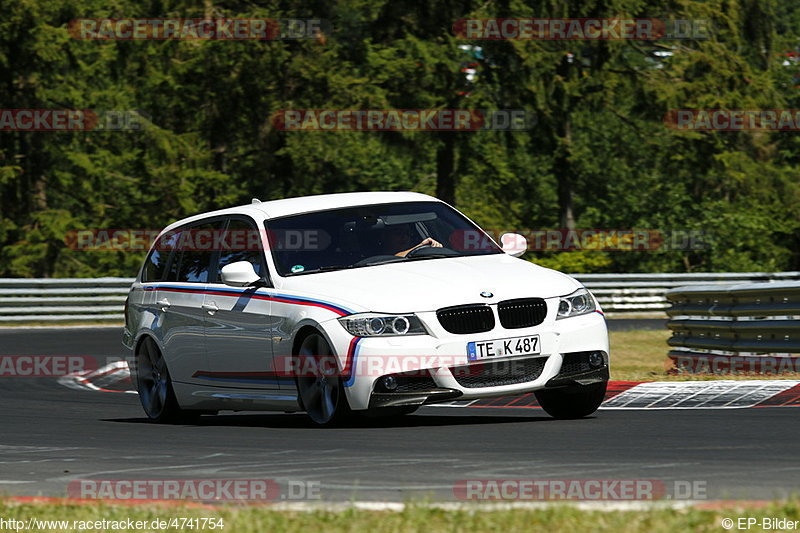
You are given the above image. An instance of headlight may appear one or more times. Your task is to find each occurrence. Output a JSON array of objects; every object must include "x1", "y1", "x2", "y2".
[
  {"x1": 556, "y1": 288, "x2": 597, "y2": 319},
  {"x1": 338, "y1": 313, "x2": 428, "y2": 337}
]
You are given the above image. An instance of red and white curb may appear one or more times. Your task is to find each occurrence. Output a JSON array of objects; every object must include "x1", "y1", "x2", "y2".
[
  {"x1": 601, "y1": 380, "x2": 800, "y2": 409},
  {"x1": 60, "y1": 362, "x2": 800, "y2": 408},
  {"x1": 58, "y1": 360, "x2": 135, "y2": 394},
  {"x1": 434, "y1": 380, "x2": 800, "y2": 409}
]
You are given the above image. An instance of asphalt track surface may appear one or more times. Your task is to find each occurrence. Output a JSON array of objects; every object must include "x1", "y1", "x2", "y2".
[{"x1": 1, "y1": 326, "x2": 798, "y2": 502}]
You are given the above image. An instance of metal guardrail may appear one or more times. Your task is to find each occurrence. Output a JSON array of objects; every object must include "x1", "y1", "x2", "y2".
[
  {"x1": 0, "y1": 272, "x2": 799, "y2": 323},
  {"x1": 577, "y1": 272, "x2": 800, "y2": 314},
  {"x1": 666, "y1": 282, "x2": 800, "y2": 356},
  {"x1": 0, "y1": 278, "x2": 132, "y2": 322}
]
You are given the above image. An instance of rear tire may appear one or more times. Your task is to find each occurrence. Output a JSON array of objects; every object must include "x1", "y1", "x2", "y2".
[
  {"x1": 534, "y1": 382, "x2": 607, "y2": 419},
  {"x1": 134, "y1": 337, "x2": 196, "y2": 423}
]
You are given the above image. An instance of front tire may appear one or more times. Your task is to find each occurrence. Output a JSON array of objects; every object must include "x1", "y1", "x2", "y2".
[
  {"x1": 295, "y1": 333, "x2": 353, "y2": 426},
  {"x1": 534, "y1": 382, "x2": 607, "y2": 419}
]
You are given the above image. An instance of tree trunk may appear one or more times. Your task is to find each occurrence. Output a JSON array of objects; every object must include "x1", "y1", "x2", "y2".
[
  {"x1": 435, "y1": 134, "x2": 456, "y2": 205},
  {"x1": 555, "y1": 117, "x2": 575, "y2": 230},
  {"x1": 553, "y1": 52, "x2": 575, "y2": 231}
]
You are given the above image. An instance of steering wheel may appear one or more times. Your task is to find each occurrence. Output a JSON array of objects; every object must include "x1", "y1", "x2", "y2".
[
  {"x1": 405, "y1": 244, "x2": 433, "y2": 257},
  {"x1": 353, "y1": 254, "x2": 406, "y2": 267}
]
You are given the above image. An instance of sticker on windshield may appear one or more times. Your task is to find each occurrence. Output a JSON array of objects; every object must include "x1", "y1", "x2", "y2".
[{"x1": 291, "y1": 265, "x2": 305, "y2": 273}]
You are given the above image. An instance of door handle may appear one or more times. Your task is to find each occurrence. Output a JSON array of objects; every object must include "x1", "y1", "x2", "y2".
[
  {"x1": 156, "y1": 298, "x2": 171, "y2": 311},
  {"x1": 202, "y1": 302, "x2": 219, "y2": 315}
]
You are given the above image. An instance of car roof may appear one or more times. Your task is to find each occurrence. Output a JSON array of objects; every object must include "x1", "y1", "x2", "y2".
[
  {"x1": 161, "y1": 191, "x2": 441, "y2": 232},
  {"x1": 251, "y1": 191, "x2": 439, "y2": 219}
]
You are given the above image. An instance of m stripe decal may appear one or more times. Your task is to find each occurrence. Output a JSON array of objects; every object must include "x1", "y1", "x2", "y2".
[
  {"x1": 192, "y1": 370, "x2": 290, "y2": 385},
  {"x1": 151, "y1": 284, "x2": 353, "y2": 316},
  {"x1": 343, "y1": 337, "x2": 362, "y2": 388}
]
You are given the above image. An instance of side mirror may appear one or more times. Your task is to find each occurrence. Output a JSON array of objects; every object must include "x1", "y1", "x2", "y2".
[
  {"x1": 220, "y1": 261, "x2": 261, "y2": 287},
  {"x1": 500, "y1": 232, "x2": 527, "y2": 258}
]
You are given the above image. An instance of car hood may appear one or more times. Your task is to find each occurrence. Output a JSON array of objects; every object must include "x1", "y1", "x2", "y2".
[{"x1": 278, "y1": 254, "x2": 583, "y2": 313}]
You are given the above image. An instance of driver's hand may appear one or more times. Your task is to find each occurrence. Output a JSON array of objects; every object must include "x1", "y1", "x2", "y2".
[
  {"x1": 418, "y1": 237, "x2": 442, "y2": 248},
  {"x1": 395, "y1": 237, "x2": 443, "y2": 257}
]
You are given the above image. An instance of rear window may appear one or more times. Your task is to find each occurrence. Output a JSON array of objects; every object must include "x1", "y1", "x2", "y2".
[
  {"x1": 141, "y1": 232, "x2": 180, "y2": 282},
  {"x1": 141, "y1": 248, "x2": 168, "y2": 282}
]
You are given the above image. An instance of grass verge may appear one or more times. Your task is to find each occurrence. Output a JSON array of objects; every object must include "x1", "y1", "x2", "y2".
[
  {"x1": 2, "y1": 499, "x2": 799, "y2": 532},
  {"x1": 609, "y1": 329, "x2": 800, "y2": 382}
]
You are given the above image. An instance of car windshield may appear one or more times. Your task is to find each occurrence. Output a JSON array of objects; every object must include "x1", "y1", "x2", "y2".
[{"x1": 265, "y1": 201, "x2": 503, "y2": 276}]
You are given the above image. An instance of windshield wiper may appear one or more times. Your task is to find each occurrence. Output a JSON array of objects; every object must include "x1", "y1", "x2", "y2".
[
  {"x1": 362, "y1": 257, "x2": 408, "y2": 267},
  {"x1": 403, "y1": 253, "x2": 456, "y2": 261},
  {"x1": 289, "y1": 264, "x2": 356, "y2": 275}
]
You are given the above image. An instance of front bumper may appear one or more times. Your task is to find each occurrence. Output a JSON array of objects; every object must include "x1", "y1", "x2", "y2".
[
  {"x1": 367, "y1": 354, "x2": 610, "y2": 409},
  {"x1": 545, "y1": 365, "x2": 610, "y2": 389},
  {"x1": 369, "y1": 389, "x2": 463, "y2": 409},
  {"x1": 323, "y1": 309, "x2": 610, "y2": 410}
]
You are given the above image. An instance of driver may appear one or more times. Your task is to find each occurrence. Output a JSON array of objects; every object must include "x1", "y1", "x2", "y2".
[{"x1": 383, "y1": 225, "x2": 442, "y2": 257}]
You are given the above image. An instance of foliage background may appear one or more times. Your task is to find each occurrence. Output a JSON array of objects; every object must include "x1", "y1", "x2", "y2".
[{"x1": 1, "y1": 0, "x2": 798, "y2": 277}]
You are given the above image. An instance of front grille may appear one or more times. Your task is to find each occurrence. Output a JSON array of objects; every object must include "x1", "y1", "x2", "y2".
[
  {"x1": 560, "y1": 351, "x2": 602, "y2": 375},
  {"x1": 498, "y1": 298, "x2": 547, "y2": 329},
  {"x1": 450, "y1": 356, "x2": 547, "y2": 388},
  {"x1": 436, "y1": 304, "x2": 495, "y2": 334}
]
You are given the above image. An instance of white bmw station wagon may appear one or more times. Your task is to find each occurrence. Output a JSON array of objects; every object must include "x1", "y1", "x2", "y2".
[{"x1": 124, "y1": 192, "x2": 609, "y2": 425}]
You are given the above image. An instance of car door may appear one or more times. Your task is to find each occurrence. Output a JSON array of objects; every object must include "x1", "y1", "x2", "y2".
[
  {"x1": 201, "y1": 216, "x2": 282, "y2": 389},
  {"x1": 139, "y1": 236, "x2": 173, "y2": 320},
  {"x1": 155, "y1": 221, "x2": 220, "y2": 384}
]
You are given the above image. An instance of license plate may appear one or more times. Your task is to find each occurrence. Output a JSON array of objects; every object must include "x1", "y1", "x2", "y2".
[{"x1": 467, "y1": 335, "x2": 540, "y2": 361}]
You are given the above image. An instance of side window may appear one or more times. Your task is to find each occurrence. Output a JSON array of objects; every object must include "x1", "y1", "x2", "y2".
[
  {"x1": 142, "y1": 230, "x2": 179, "y2": 282},
  {"x1": 216, "y1": 218, "x2": 267, "y2": 280}
]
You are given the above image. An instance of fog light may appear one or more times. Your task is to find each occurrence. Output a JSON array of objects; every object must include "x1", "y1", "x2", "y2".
[
  {"x1": 588, "y1": 351, "x2": 604, "y2": 369},
  {"x1": 381, "y1": 375, "x2": 398, "y2": 391}
]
